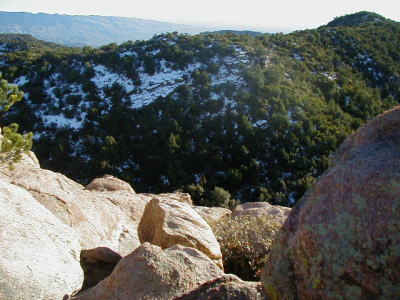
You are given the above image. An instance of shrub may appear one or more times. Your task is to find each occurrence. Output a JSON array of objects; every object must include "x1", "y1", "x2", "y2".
[{"x1": 208, "y1": 215, "x2": 282, "y2": 281}]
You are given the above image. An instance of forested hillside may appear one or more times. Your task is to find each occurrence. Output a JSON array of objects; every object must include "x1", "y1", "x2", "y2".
[{"x1": 0, "y1": 12, "x2": 399, "y2": 207}]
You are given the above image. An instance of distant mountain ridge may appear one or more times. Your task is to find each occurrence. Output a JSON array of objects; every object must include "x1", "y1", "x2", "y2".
[
  {"x1": 0, "y1": 11, "x2": 211, "y2": 46},
  {"x1": 201, "y1": 30, "x2": 265, "y2": 36}
]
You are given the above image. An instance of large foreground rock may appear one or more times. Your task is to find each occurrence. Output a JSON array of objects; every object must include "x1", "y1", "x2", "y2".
[
  {"x1": 0, "y1": 179, "x2": 83, "y2": 300},
  {"x1": 138, "y1": 198, "x2": 223, "y2": 268},
  {"x1": 0, "y1": 153, "x2": 140, "y2": 258},
  {"x1": 175, "y1": 274, "x2": 269, "y2": 300},
  {"x1": 73, "y1": 243, "x2": 224, "y2": 300},
  {"x1": 261, "y1": 107, "x2": 400, "y2": 299}
]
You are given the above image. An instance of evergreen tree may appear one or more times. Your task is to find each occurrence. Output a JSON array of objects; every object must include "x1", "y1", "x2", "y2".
[{"x1": 0, "y1": 75, "x2": 32, "y2": 168}]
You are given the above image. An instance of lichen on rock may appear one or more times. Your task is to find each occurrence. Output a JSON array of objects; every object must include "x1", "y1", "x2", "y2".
[{"x1": 261, "y1": 106, "x2": 400, "y2": 299}]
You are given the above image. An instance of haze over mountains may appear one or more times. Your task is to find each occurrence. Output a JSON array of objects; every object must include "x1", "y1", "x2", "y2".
[{"x1": 0, "y1": 11, "x2": 213, "y2": 46}]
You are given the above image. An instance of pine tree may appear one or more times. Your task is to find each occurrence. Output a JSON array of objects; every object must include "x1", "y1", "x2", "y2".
[{"x1": 0, "y1": 75, "x2": 32, "y2": 168}]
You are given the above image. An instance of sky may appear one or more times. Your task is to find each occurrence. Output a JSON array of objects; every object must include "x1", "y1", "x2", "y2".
[{"x1": 0, "y1": 0, "x2": 399, "y2": 32}]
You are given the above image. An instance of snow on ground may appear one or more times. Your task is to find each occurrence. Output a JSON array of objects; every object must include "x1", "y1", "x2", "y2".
[
  {"x1": 0, "y1": 44, "x2": 6, "y2": 55},
  {"x1": 92, "y1": 47, "x2": 249, "y2": 110},
  {"x1": 233, "y1": 46, "x2": 250, "y2": 64},
  {"x1": 41, "y1": 114, "x2": 84, "y2": 129},
  {"x1": 119, "y1": 50, "x2": 137, "y2": 58},
  {"x1": 287, "y1": 110, "x2": 298, "y2": 124},
  {"x1": 160, "y1": 175, "x2": 170, "y2": 185},
  {"x1": 44, "y1": 77, "x2": 61, "y2": 106},
  {"x1": 210, "y1": 64, "x2": 244, "y2": 86},
  {"x1": 130, "y1": 60, "x2": 203, "y2": 109},
  {"x1": 44, "y1": 75, "x2": 86, "y2": 105},
  {"x1": 13, "y1": 75, "x2": 29, "y2": 86},
  {"x1": 357, "y1": 53, "x2": 374, "y2": 65},
  {"x1": 207, "y1": 53, "x2": 248, "y2": 111},
  {"x1": 210, "y1": 93, "x2": 236, "y2": 111},
  {"x1": 253, "y1": 120, "x2": 268, "y2": 127},
  {"x1": 293, "y1": 52, "x2": 303, "y2": 61},
  {"x1": 288, "y1": 192, "x2": 296, "y2": 204},
  {"x1": 36, "y1": 48, "x2": 251, "y2": 118},
  {"x1": 92, "y1": 64, "x2": 135, "y2": 98},
  {"x1": 209, "y1": 47, "x2": 248, "y2": 87},
  {"x1": 150, "y1": 49, "x2": 161, "y2": 56},
  {"x1": 39, "y1": 74, "x2": 88, "y2": 129},
  {"x1": 321, "y1": 72, "x2": 337, "y2": 81}
]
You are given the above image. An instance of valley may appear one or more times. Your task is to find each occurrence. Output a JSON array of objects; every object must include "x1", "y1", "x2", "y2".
[{"x1": 0, "y1": 11, "x2": 399, "y2": 206}]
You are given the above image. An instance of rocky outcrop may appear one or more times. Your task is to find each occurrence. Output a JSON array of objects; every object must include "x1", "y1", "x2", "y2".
[
  {"x1": 261, "y1": 107, "x2": 400, "y2": 299},
  {"x1": 138, "y1": 198, "x2": 223, "y2": 268},
  {"x1": 232, "y1": 202, "x2": 290, "y2": 223},
  {"x1": 194, "y1": 205, "x2": 232, "y2": 222},
  {"x1": 91, "y1": 190, "x2": 192, "y2": 223},
  {"x1": 85, "y1": 174, "x2": 135, "y2": 193},
  {"x1": 0, "y1": 152, "x2": 140, "y2": 258},
  {"x1": 157, "y1": 192, "x2": 192, "y2": 205},
  {"x1": 0, "y1": 179, "x2": 83, "y2": 300},
  {"x1": 73, "y1": 243, "x2": 224, "y2": 300},
  {"x1": 175, "y1": 274, "x2": 268, "y2": 300}
]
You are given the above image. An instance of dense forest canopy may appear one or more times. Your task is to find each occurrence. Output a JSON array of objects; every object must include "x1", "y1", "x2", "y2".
[{"x1": 0, "y1": 12, "x2": 399, "y2": 207}]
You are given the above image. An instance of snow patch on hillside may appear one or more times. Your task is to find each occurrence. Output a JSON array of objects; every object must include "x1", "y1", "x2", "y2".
[
  {"x1": 41, "y1": 114, "x2": 84, "y2": 129},
  {"x1": 26, "y1": 47, "x2": 253, "y2": 129},
  {"x1": 0, "y1": 44, "x2": 6, "y2": 54},
  {"x1": 254, "y1": 120, "x2": 268, "y2": 127},
  {"x1": 322, "y1": 72, "x2": 337, "y2": 80},
  {"x1": 119, "y1": 50, "x2": 137, "y2": 58},
  {"x1": 210, "y1": 64, "x2": 244, "y2": 86},
  {"x1": 210, "y1": 93, "x2": 236, "y2": 111},
  {"x1": 233, "y1": 46, "x2": 249, "y2": 64},
  {"x1": 14, "y1": 75, "x2": 29, "y2": 86},
  {"x1": 130, "y1": 60, "x2": 203, "y2": 109},
  {"x1": 44, "y1": 77, "x2": 61, "y2": 106},
  {"x1": 357, "y1": 53, "x2": 374, "y2": 65},
  {"x1": 210, "y1": 47, "x2": 248, "y2": 87},
  {"x1": 293, "y1": 52, "x2": 303, "y2": 61},
  {"x1": 37, "y1": 74, "x2": 88, "y2": 129},
  {"x1": 92, "y1": 64, "x2": 135, "y2": 97}
]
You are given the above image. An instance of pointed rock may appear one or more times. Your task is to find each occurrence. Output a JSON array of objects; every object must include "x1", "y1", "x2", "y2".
[
  {"x1": 138, "y1": 198, "x2": 223, "y2": 269},
  {"x1": 85, "y1": 175, "x2": 135, "y2": 193}
]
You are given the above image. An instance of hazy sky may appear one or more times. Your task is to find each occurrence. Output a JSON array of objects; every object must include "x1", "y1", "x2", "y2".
[{"x1": 0, "y1": 0, "x2": 399, "y2": 32}]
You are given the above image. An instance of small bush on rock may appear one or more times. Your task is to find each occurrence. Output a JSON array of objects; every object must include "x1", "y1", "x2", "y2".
[{"x1": 208, "y1": 215, "x2": 281, "y2": 281}]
